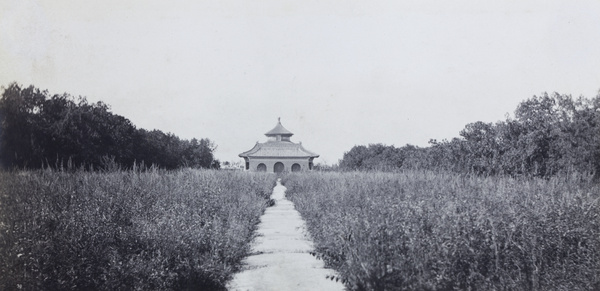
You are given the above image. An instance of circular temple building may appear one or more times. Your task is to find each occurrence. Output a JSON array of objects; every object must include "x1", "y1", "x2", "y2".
[{"x1": 239, "y1": 118, "x2": 319, "y2": 173}]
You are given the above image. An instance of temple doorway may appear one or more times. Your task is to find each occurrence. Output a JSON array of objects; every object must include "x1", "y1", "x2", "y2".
[
  {"x1": 257, "y1": 163, "x2": 267, "y2": 172},
  {"x1": 274, "y1": 162, "x2": 285, "y2": 173}
]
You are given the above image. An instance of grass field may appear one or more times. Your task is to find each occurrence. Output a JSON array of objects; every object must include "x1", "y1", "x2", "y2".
[
  {"x1": 283, "y1": 171, "x2": 600, "y2": 291},
  {"x1": 2, "y1": 168, "x2": 598, "y2": 290},
  {"x1": 0, "y1": 168, "x2": 275, "y2": 290}
]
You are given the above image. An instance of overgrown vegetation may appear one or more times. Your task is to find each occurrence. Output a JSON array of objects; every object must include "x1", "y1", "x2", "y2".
[
  {"x1": 340, "y1": 92, "x2": 600, "y2": 178},
  {"x1": 0, "y1": 168, "x2": 274, "y2": 290},
  {"x1": 0, "y1": 83, "x2": 219, "y2": 170},
  {"x1": 3, "y1": 81, "x2": 599, "y2": 290},
  {"x1": 283, "y1": 171, "x2": 600, "y2": 290}
]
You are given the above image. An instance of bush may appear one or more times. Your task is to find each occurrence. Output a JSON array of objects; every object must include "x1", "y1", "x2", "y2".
[
  {"x1": 0, "y1": 168, "x2": 275, "y2": 290},
  {"x1": 283, "y1": 171, "x2": 600, "y2": 290}
]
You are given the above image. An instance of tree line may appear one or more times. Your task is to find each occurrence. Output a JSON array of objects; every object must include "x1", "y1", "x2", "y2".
[
  {"x1": 340, "y1": 92, "x2": 600, "y2": 178},
  {"x1": 0, "y1": 83, "x2": 219, "y2": 170}
]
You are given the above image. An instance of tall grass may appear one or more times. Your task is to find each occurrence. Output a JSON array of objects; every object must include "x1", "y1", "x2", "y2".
[
  {"x1": 283, "y1": 171, "x2": 600, "y2": 290},
  {"x1": 0, "y1": 168, "x2": 275, "y2": 290}
]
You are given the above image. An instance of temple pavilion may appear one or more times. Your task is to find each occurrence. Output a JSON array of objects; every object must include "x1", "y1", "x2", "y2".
[{"x1": 239, "y1": 118, "x2": 319, "y2": 173}]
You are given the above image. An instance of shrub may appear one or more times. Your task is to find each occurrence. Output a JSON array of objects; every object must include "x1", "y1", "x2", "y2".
[
  {"x1": 0, "y1": 168, "x2": 275, "y2": 290},
  {"x1": 284, "y1": 171, "x2": 600, "y2": 290}
]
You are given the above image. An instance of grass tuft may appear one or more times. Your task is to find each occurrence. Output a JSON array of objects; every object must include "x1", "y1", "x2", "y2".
[
  {"x1": 0, "y1": 168, "x2": 275, "y2": 290},
  {"x1": 283, "y1": 170, "x2": 600, "y2": 291}
]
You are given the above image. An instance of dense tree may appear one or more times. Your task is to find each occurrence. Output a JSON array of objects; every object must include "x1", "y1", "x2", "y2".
[
  {"x1": 0, "y1": 83, "x2": 218, "y2": 170},
  {"x1": 339, "y1": 91, "x2": 600, "y2": 178},
  {"x1": 340, "y1": 144, "x2": 404, "y2": 171}
]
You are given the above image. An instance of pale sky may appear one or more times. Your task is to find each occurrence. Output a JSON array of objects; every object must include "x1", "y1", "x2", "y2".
[{"x1": 2, "y1": 0, "x2": 599, "y2": 165}]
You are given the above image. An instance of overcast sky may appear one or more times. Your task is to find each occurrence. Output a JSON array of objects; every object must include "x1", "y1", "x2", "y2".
[{"x1": 2, "y1": 0, "x2": 599, "y2": 164}]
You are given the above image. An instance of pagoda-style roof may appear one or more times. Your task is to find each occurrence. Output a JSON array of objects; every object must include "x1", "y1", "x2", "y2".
[
  {"x1": 265, "y1": 118, "x2": 293, "y2": 136},
  {"x1": 240, "y1": 118, "x2": 319, "y2": 159},
  {"x1": 239, "y1": 141, "x2": 319, "y2": 158}
]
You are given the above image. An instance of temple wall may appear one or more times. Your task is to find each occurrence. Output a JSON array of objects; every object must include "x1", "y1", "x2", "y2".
[{"x1": 248, "y1": 157, "x2": 311, "y2": 173}]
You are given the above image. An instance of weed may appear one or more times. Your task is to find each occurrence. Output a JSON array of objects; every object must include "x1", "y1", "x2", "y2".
[
  {"x1": 284, "y1": 171, "x2": 600, "y2": 290},
  {"x1": 0, "y1": 168, "x2": 275, "y2": 290}
]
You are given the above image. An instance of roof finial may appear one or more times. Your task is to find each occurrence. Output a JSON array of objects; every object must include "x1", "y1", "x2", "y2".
[{"x1": 278, "y1": 117, "x2": 281, "y2": 123}]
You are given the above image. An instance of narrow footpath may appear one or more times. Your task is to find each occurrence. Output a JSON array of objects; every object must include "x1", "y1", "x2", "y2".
[{"x1": 227, "y1": 180, "x2": 345, "y2": 291}]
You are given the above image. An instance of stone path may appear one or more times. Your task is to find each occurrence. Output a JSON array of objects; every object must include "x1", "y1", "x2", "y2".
[{"x1": 227, "y1": 180, "x2": 345, "y2": 291}]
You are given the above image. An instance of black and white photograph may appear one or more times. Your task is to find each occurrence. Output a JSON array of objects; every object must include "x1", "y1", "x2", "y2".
[{"x1": 1, "y1": 1, "x2": 599, "y2": 290}]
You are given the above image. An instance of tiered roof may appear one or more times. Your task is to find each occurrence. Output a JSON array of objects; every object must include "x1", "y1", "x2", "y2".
[
  {"x1": 265, "y1": 118, "x2": 293, "y2": 136},
  {"x1": 239, "y1": 119, "x2": 319, "y2": 158}
]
